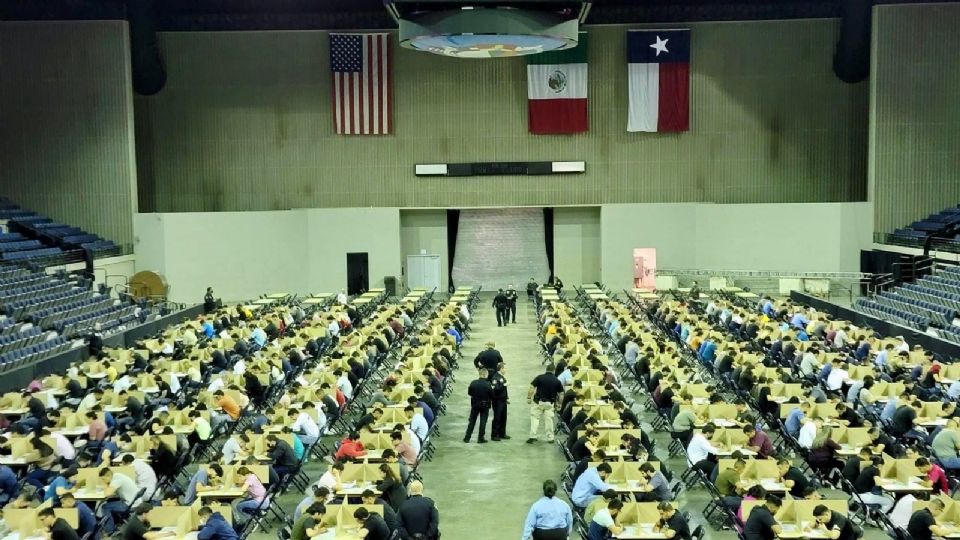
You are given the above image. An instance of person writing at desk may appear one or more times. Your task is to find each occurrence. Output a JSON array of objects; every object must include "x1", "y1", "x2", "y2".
[
  {"x1": 354, "y1": 507, "x2": 391, "y2": 540},
  {"x1": 908, "y1": 498, "x2": 955, "y2": 540},
  {"x1": 809, "y1": 504, "x2": 857, "y2": 540},
  {"x1": 586, "y1": 498, "x2": 623, "y2": 540},
  {"x1": 743, "y1": 494, "x2": 782, "y2": 540},
  {"x1": 98, "y1": 467, "x2": 140, "y2": 534},
  {"x1": 655, "y1": 502, "x2": 690, "y2": 540},
  {"x1": 38, "y1": 507, "x2": 79, "y2": 540},
  {"x1": 292, "y1": 504, "x2": 327, "y2": 540},
  {"x1": 197, "y1": 506, "x2": 239, "y2": 540}
]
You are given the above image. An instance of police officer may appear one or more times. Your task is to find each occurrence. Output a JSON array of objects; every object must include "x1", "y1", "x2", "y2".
[
  {"x1": 552, "y1": 276, "x2": 564, "y2": 293},
  {"x1": 490, "y1": 362, "x2": 510, "y2": 441},
  {"x1": 464, "y1": 369, "x2": 494, "y2": 443},
  {"x1": 505, "y1": 284, "x2": 519, "y2": 324},
  {"x1": 474, "y1": 341, "x2": 503, "y2": 373},
  {"x1": 493, "y1": 289, "x2": 509, "y2": 327}
]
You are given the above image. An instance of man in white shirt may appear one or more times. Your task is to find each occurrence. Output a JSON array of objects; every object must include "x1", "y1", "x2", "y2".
[
  {"x1": 206, "y1": 377, "x2": 225, "y2": 394},
  {"x1": 327, "y1": 317, "x2": 340, "y2": 338},
  {"x1": 825, "y1": 360, "x2": 849, "y2": 392},
  {"x1": 797, "y1": 419, "x2": 818, "y2": 449},
  {"x1": 800, "y1": 348, "x2": 820, "y2": 377},
  {"x1": 121, "y1": 454, "x2": 157, "y2": 502},
  {"x1": 315, "y1": 462, "x2": 344, "y2": 492},
  {"x1": 233, "y1": 358, "x2": 246, "y2": 376},
  {"x1": 832, "y1": 327, "x2": 849, "y2": 349},
  {"x1": 335, "y1": 370, "x2": 353, "y2": 400},
  {"x1": 894, "y1": 336, "x2": 910, "y2": 354},
  {"x1": 168, "y1": 372, "x2": 181, "y2": 395},
  {"x1": 406, "y1": 406, "x2": 429, "y2": 442},
  {"x1": 336, "y1": 289, "x2": 348, "y2": 305},
  {"x1": 686, "y1": 424, "x2": 723, "y2": 477},
  {"x1": 288, "y1": 408, "x2": 321, "y2": 446},
  {"x1": 49, "y1": 430, "x2": 76, "y2": 461},
  {"x1": 221, "y1": 436, "x2": 242, "y2": 463},
  {"x1": 405, "y1": 425, "x2": 421, "y2": 455},
  {"x1": 77, "y1": 389, "x2": 101, "y2": 411}
]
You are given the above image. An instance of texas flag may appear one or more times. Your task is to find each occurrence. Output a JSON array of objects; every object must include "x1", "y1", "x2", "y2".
[{"x1": 627, "y1": 29, "x2": 691, "y2": 133}]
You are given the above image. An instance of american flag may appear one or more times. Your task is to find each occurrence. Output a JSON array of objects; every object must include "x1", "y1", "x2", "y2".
[{"x1": 330, "y1": 33, "x2": 392, "y2": 135}]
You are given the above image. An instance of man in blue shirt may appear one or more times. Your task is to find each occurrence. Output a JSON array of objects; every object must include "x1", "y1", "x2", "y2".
[
  {"x1": 624, "y1": 338, "x2": 640, "y2": 369},
  {"x1": 444, "y1": 324, "x2": 462, "y2": 346},
  {"x1": 521, "y1": 480, "x2": 572, "y2": 540},
  {"x1": 698, "y1": 339, "x2": 717, "y2": 366},
  {"x1": 250, "y1": 326, "x2": 267, "y2": 348},
  {"x1": 43, "y1": 467, "x2": 75, "y2": 504},
  {"x1": 200, "y1": 319, "x2": 215, "y2": 339},
  {"x1": 571, "y1": 463, "x2": 614, "y2": 509},
  {"x1": 59, "y1": 492, "x2": 96, "y2": 539},
  {"x1": 0, "y1": 465, "x2": 16, "y2": 504},
  {"x1": 790, "y1": 312, "x2": 808, "y2": 329},
  {"x1": 762, "y1": 298, "x2": 775, "y2": 316},
  {"x1": 784, "y1": 403, "x2": 809, "y2": 437},
  {"x1": 874, "y1": 344, "x2": 893, "y2": 370},
  {"x1": 557, "y1": 366, "x2": 577, "y2": 387}
]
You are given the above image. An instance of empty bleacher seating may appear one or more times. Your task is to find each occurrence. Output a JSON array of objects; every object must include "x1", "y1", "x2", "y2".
[
  {"x1": 888, "y1": 204, "x2": 960, "y2": 251},
  {"x1": 856, "y1": 263, "x2": 960, "y2": 343},
  {"x1": 0, "y1": 197, "x2": 121, "y2": 259},
  {"x1": 0, "y1": 264, "x2": 149, "y2": 371}
]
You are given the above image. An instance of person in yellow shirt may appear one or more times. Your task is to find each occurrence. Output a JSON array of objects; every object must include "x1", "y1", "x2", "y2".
[{"x1": 104, "y1": 362, "x2": 118, "y2": 383}]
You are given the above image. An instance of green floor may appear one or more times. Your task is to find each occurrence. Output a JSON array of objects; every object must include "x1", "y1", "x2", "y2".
[
  {"x1": 250, "y1": 293, "x2": 891, "y2": 540},
  {"x1": 414, "y1": 296, "x2": 568, "y2": 538}
]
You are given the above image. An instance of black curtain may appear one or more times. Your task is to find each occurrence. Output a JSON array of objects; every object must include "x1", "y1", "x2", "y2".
[
  {"x1": 446, "y1": 210, "x2": 460, "y2": 292},
  {"x1": 543, "y1": 207, "x2": 555, "y2": 284}
]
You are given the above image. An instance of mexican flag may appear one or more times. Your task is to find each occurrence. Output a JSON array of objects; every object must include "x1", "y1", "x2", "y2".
[{"x1": 527, "y1": 34, "x2": 588, "y2": 134}]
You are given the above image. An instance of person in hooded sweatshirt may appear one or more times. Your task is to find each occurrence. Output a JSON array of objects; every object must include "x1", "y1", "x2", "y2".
[{"x1": 197, "y1": 506, "x2": 239, "y2": 540}]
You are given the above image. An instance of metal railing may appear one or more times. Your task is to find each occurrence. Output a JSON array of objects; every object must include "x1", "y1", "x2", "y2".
[{"x1": 654, "y1": 268, "x2": 893, "y2": 303}]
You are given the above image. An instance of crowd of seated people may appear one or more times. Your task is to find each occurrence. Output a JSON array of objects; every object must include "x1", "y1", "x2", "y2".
[
  {"x1": 631, "y1": 289, "x2": 960, "y2": 539},
  {"x1": 0, "y1": 285, "x2": 476, "y2": 540},
  {"x1": 521, "y1": 293, "x2": 694, "y2": 540}
]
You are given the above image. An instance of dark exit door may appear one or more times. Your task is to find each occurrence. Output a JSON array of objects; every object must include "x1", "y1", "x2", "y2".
[{"x1": 347, "y1": 252, "x2": 369, "y2": 295}]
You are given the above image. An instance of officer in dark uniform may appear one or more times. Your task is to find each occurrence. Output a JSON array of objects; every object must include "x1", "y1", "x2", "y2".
[
  {"x1": 689, "y1": 280, "x2": 701, "y2": 302},
  {"x1": 552, "y1": 276, "x2": 564, "y2": 293},
  {"x1": 474, "y1": 341, "x2": 503, "y2": 373},
  {"x1": 505, "y1": 285, "x2": 519, "y2": 324},
  {"x1": 493, "y1": 289, "x2": 509, "y2": 327},
  {"x1": 489, "y1": 362, "x2": 510, "y2": 441},
  {"x1": 203, "y1": 287, "x2": 217, "y2": 314},
  {"x1": 464, "y1": 369, "x2": 493, "y2": 443}
]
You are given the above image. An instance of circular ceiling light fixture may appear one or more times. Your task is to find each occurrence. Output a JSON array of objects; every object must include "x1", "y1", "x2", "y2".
[{"x1": 399, "y1": 8, "x2": 579, "y2": 59}]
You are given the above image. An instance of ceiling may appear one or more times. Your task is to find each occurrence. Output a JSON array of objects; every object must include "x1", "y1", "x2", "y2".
[{"x1": 0, "y1": 0, "x2": 954, "y2": 30}]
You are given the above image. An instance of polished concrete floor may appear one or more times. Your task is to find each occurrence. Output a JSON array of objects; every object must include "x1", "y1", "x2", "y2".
[{"x1": 414, "y1": 296, "x2": 569, "y2": 539}]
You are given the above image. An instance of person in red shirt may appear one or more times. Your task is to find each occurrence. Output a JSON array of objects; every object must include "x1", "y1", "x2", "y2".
[
  {"x1": 334, "y1": 432, "x2": 367, "y2": 461},
  {"x1": 391, "y1": 431, "x2": 417, "y2": 466},
  {"x1": 744, "y1": 424, "x2": 775, "y2": 459},
  {"x1": 85, "y1": 411, "x2": 108, "y2": 442},
  {"x1": 918, "y1": 457, "x2": 949, "y2": 493}
]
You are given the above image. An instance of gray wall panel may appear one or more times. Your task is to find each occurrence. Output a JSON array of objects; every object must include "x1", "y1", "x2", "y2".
[
  {"x1": 0, "y1": 21, "x2": 137, "y2": 247},
  {"x1": 870, "y1": 4, "x2": 960, "y2": 233},
  {"x1": 136, "y1": 21, "x2": 868, "y2": 211}
]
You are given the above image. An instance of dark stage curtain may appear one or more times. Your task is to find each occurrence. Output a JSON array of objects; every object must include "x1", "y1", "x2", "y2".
[
  {"x1": 446, "y1": 210, "x2": 460, "y2": 292},
  {"x1": 543, "y1": 207, "x2": 555, "y2": 284}
]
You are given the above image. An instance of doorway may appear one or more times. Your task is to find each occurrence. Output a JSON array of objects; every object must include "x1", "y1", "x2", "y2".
[
  {"x1": 347, "y1": 252, "x2": 369, "y2": 295},
  {"x1": 633, "y1": 248, "x2": 657, "y2": 289}
]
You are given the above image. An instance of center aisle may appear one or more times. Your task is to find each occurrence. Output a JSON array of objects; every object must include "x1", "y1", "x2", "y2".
[{"x1": 419, "y1": 293, "x2": 569, "y2": 538}]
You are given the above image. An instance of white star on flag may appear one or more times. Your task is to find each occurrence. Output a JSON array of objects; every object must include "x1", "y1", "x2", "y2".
[{"x1": 650, "y1": 35, "x2": 669, "y2": 56}]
